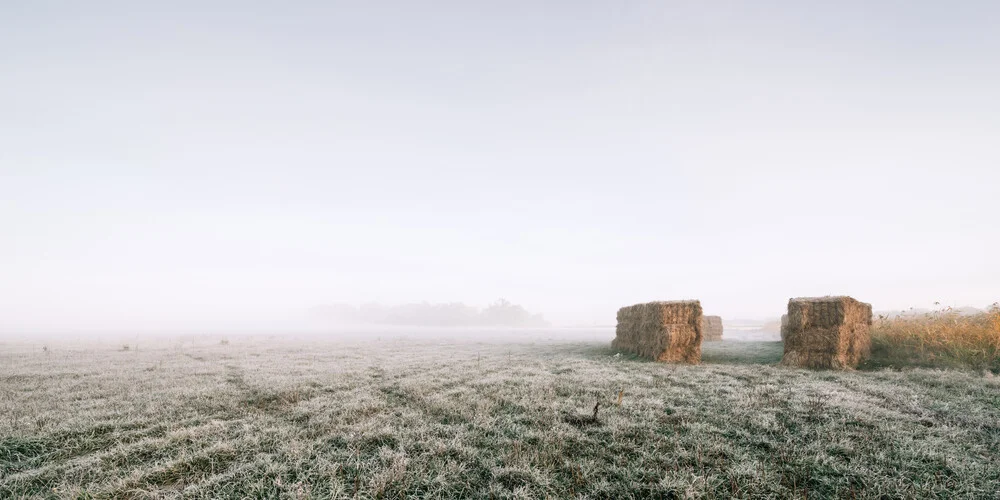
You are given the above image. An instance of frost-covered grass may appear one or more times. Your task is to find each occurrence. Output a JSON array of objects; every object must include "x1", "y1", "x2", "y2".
[{"x1": 2, "y1": 336, "x2": 999, "y2": 499}]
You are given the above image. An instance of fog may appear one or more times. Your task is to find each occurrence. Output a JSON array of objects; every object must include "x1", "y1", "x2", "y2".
[{"x1": 2, "y1": 1, "x2": 998, "y2": 336}]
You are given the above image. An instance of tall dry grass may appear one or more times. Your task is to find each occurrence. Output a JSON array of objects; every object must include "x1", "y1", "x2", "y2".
[{"x1": 869, "y1": 304, "x2": 1000, "y2": 372}]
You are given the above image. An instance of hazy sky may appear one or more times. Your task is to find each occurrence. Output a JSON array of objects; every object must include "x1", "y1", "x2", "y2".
[{"x1": 2, "y1": 1, "x2": 998, "y2": 331}]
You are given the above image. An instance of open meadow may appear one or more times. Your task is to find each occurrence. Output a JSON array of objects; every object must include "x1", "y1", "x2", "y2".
[{"x1": 2, "y1": 332, "x2": 1000, "y2": 499}]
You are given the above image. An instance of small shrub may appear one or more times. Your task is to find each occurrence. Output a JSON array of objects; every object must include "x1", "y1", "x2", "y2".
[
  {"x1": 120, "y1": 344, "x2": 131, "y2": 352},
  {"x1": 868, "y1": 304, "x2": 1000, "y2": 372}
]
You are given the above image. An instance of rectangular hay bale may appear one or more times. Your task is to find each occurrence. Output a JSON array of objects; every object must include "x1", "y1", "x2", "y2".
[
  {"x1": 702, "y1": 315, "x2": 724, "y2": 341},
  {"x1": 612, "y1": 300, "x2": 702, "y2": 363},
  {"x1": 780, "y1": 296, "x2": 872, "y2": 369}
]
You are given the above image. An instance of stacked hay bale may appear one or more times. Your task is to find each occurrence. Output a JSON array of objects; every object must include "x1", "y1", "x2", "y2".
[
  {"x1": 780, "y1": 296, "x2": 872, "y2": 369},
  {"x1": 702, "y1": 315, "x2": 724, "y2": 341},
  {"x1": 612, "y1": 300, "x2": 702, "y2": 363}
]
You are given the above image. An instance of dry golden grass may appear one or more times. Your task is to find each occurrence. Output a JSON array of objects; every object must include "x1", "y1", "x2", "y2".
[{"x1": 868, "y1": 304, "x2": 1000, "y2": 372}]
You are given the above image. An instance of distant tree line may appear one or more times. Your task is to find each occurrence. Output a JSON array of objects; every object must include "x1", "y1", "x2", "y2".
[{"x1": 311, "y1": 299, "x2": 550, "y2": 327}]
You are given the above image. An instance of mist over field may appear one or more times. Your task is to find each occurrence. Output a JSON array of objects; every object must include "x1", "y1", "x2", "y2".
[
  {"x1": 2, "y1": 1, "x2": 999, "y2": 498},
  {"x1": 2, "y1": 2, "x2": 999, "y2": 336}
]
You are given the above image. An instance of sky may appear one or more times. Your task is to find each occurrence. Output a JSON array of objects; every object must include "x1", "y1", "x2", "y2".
[{"x1": 1, "y1": 1, "x2": 998, "y2": 331}]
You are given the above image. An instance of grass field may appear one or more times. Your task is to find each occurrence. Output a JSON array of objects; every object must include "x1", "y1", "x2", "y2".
[
  {"x1": 2, "y1": 334, "x2": 1000, "y2": 499},
  {"x1": 867, "y1": 306, "x2": 1000, "y2": 373}
]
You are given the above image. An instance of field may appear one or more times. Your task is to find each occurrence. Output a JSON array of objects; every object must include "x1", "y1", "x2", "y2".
[
  {"x1": 867, "y1": 306, "x2": 1000, "y2": 373},
  {"x1": 2, "y1": 333, "x2": 1000, "y2": 499}
]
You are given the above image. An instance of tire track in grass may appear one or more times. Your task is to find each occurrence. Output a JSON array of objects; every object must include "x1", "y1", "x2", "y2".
[{"x1": 1, "y1": 417, "x2": 247, "y2": 497}]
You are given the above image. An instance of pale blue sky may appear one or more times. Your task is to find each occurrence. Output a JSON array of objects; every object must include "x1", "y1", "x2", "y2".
[{"x1": 2, "y1": 1, "x2": 998, "y2": 330}]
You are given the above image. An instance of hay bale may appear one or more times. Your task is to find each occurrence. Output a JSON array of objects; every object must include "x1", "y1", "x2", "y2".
[
  {"x1": 612, "y1": 300, "x2": 702, "y2": 363},
  {"x1": 779, "y1": 314, "x2": 789, "y2": 342},
  {"x1": 702, "y1": 315, "x2": 724, "y2": 341},
  {"x1": 780, "y1": 296, "x2": 872, "y2": 369}
]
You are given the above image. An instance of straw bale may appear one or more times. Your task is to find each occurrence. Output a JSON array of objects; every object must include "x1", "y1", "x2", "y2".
[
  {"x1": 780, "y1": 296, "x2": 872, "y2": 369},
  {"x1": 702, "y1": 315, "x2": 724, "y2": 341},
  {"x1": 612, "y1": 300, "x2": 702, "y2": 363}
]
